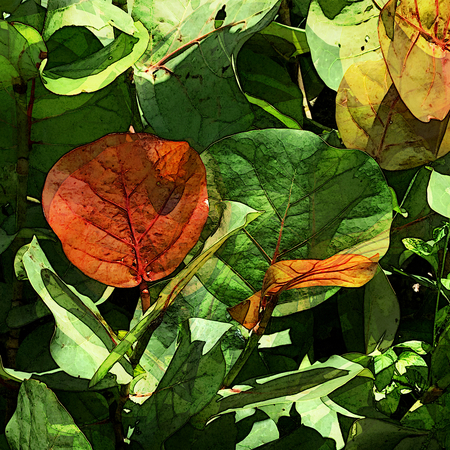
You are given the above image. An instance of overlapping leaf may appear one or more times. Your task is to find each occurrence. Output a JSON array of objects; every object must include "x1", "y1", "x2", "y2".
[
  {"x1": 40, "y1": 22, "x2": 149, "y2": 95},
  {"x1": 0, "y1": 21, "x2": 46, "y2": 88},
  {"x1": 206, "y1": 354, "x2": 367, "y2": 449},
  {"x1": 123, "y1": 320, "x2": 227, "y2": 449},
  {"x1": 90, "y1": 201, "x2": 262, "y2": 387},
  {"x1": 336, "y1": 59, "x2": 450, "y2": 170},
  {"x1": 42, "y1": 133, "x2": 209, "y2": 288},
  {"x1": 39, "y1": 0, "x2": 149, "y2": 95},
  {"x1": 133, "y1": 0, "x2": 281, "y2": 149},
  {"x1": 378, "y1": 0, "x2": 450, "y2": 121},
  {"x1": 337, "y1": 267, "x2": 400, "y2": 355},
  {"x1": 237, "y1": 45, "x2": 304, "y2": 129},
  {"x1": 306, "y1": 0, "x2": 386, "y2": 91},
  {"x1": 19, "y1": 237, "x2": 132, "y2": 383},
  {"x1": 204, "y1": 129, "x2": 392, "y2": 317},
  {"x1": 229, "y1": 253, "x2": 379, "y2": 330}
]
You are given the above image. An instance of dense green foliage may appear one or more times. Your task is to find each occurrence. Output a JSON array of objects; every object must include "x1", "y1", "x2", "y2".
[{"x1": 2, "y1": 0, "x2": 450, "y2": 449}]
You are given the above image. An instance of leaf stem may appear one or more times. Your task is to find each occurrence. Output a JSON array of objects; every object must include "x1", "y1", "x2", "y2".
[
  {"x1": 243, "y1": 229, "x2": 272, "y2": 263},
  {"x1": 113, "y1": 289, "x2": 167, "y2": 448},
  {"x1": 139, "y1": 279, "x2": 151, "y2": 312},
  {"x1": 433, "y1": 222, "x2": 450, "y2": 347},
  {"x1": 113, "y1": 383, "x2": 130, "y2": 450},
  {"x1": 144, "y1": 20, "x2": 246, "y2": 72},
  {"x1": 5, "y1": 78, "x2": 35, "y2": 424}
]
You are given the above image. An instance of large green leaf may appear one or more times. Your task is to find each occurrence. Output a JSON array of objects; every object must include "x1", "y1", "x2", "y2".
[
  {"x1": 203, "y1": 129, "x2": 392, "y2": 315},
  {"x1": 124, "y1": 320, "x2": 227, "y2": 449},
  {"x1": 5, "y1": 379, "x2": 92, "y2": 450},
  {"x1": 306, "y1": 0, "x2": 386, "y2": 90},
  {"x1": 90, "y1": 201, "x2": 262, "y2": 387},
  {"x1": 133, "y1": 0, "x2": 281, "y2": 150},
  {"x1": 21, "y1": 237, "x2": 133, "y2": 384}
]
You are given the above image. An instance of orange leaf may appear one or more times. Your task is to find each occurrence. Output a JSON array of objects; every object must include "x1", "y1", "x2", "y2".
[
  {"x1": 42, "y1": 133, "x2": 208, "y2": 288},
  {"x1": 229, "y1": 254, "x2": 378, "y2": 330},
  {"x1": 227, "y1": 291, "x2": 262, "y2": 330},
  {"x1": 262, "y1": 254, "x2": 379, "y2": 296}
]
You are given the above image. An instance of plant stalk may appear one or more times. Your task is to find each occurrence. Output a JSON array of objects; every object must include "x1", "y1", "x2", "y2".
[
  {"x1": 139, "y1": 279, "x2": 151, "y2": 313},
  {"x1": 113, "y1": 383, "x2": 130, "y2": 450},
  {"x1": 4, "y1": 78, "x2": 35, "y2": 424},
  {"x1": 113, "y1": 286, "x2": 167, "y2": 448},
  {"x1": 434, "y1": 222, "x2": 450, "y2": 347}
]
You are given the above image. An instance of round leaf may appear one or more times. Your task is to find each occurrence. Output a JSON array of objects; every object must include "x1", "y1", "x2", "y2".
[
  {"x1": 378, "y1": 0, "x2": 450, "y2": 122},
  {"x1": 42, "y1": 133, "x2": 209, "y2": 287},
  {"x1": 336, "y1": 59, "x2": 450, "y2": 170}
]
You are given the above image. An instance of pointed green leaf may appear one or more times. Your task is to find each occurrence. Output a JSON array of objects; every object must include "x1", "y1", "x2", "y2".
[
  {"x1": 133, "y1": 0, "x2": 281, "y2": 149},
  {"x1": 22, "y1": 237, "x2": 132, "y2": 384}
]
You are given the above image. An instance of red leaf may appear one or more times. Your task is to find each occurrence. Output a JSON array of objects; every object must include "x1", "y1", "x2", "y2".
[
  {"x1": 229, "y1": 253, "x2": 379, "y2": 330},
  {"x1": 42, "y1": 133, "x2": 208, "y2": 288}
]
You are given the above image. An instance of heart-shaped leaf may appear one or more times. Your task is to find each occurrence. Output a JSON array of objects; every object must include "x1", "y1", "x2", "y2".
[
  {"x1": 378, "y1": 0, "x2": 450, "y2": 121},
  {"x1": 229, "y1": 253, "x2": 379, "y2": 329},
  {"x1": 42, "y1": 133, "x2": 208, "y2": 288}
]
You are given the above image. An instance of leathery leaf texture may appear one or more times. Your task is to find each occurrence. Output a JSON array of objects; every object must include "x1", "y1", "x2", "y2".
[
  {"x1": 204, "y1": 129, "x2": 392, "y2": 316},
  {"x1": 42, "y1": 133, "x2": 209, "y2": 288}
]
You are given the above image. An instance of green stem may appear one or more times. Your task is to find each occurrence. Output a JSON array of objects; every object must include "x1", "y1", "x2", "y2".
[
  {"x1": 113, "y1": 383, "x2": 130, "y2": 450},
  {"x1": 5, "y1": 78, "x2": 34, "y2": 424},
  {"x1": 434, "y1": 222, "x2": 450, "y2": 347},
  {"x1": 113, "y1": 287, "x2": 166, "y2": 448}
]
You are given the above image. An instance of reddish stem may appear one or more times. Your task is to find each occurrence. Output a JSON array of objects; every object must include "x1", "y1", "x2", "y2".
[{"x1": 139, "y1": 280, "x2": 151, "y2": 313}]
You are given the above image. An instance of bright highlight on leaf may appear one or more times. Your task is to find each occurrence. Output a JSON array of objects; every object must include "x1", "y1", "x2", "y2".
[
  {"x1": 378, "y1": 0, "x2": 450, "y2": 121},
  {"x1": 229, "y1": 253, "x2": 379, "y2": 329},
  {"x1": 42, "y1": 133, "x2": 208, "y2": 288},
  {"x1": 336, "y1": 59, "x2": 450, "y2": 170}
]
